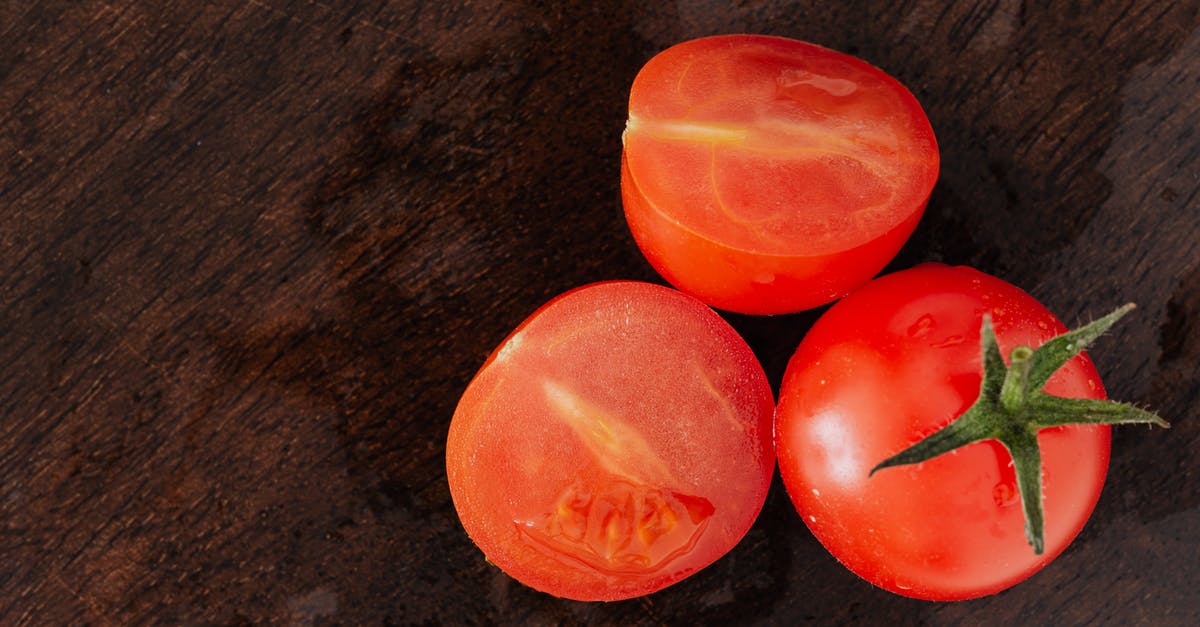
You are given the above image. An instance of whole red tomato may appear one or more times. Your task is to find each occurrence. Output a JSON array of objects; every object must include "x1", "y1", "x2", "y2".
[
  {"x1": 776, "y1": 263, "x2": 1114, "y2": 599},
  {"x1": 621, "y1": 34, "x2": 939, "y2": 314},
  {"x1": 446, "y1": 281, "x2": 775, "y2": 601}
]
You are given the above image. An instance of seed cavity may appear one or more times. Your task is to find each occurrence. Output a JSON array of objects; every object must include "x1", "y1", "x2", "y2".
[{"x1": 515, "y1": 479, "x2": 714, "y2": 575}]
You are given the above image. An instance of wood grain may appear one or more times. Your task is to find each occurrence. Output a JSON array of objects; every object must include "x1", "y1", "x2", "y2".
[{"x1": 2, "y1": 1, "x2": 1198, "y2": 624}]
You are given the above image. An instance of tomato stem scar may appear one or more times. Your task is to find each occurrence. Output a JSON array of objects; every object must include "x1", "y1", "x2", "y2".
[{"x1": 870, "y1": 303, "x2": 1169, "y2": 554}]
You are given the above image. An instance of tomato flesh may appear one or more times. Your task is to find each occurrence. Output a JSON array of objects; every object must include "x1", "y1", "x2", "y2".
[
  {"x1": 622, "y1": 35, "x2": 939, "y2": 314},
  {"x1": 775, "y1": 264, "x2": 1110, "y2": 600},
  {"x1": 446, "y1": 281, "x2": 775, "y2": 601}
]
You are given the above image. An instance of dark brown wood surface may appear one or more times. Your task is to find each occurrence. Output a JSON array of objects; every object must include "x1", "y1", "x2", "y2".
[{"x1": 3, "y1": 1, "x2": 1198, "y2": 624}]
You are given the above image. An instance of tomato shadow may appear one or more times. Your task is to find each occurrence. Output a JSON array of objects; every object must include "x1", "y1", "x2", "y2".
[
  {"x1": 1103, "y1": 265, "x2": 1200, "y2": 523},
  {"x1": 876, "y1": 2, "x2": 1197, "y2": 288},
  {"x1": 199, "y1": 3, "x2": 685, "y2": 623}
]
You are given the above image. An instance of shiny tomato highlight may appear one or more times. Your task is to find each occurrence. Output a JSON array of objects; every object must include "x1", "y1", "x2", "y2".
[
  {"x1": 446, "y1": 281, "x2": 775, "y2": 601},
  {"x1": 621, "y1": 34, "x2": 939, "y2": 314},
  {"x1": 775, "y1": 264, "x2": 1110, "y2": 600}
]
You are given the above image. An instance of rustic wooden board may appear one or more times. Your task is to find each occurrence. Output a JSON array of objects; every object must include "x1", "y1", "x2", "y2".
[{"x1": 2, "y1": 1, "x2": 1197, "y2": 624}]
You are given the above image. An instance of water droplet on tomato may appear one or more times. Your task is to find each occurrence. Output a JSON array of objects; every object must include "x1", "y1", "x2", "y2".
[
  {"x1": 992, "y1": 481, "x2": 1016, "y2": 506},
  {"x1": 931, "y1": 335, "x2": 964, "y2": 348},
  {"x1": 907, "y1": 313, "x2": 935, "y2": 339},
  {"x1": 776, "y1": 68, "x2": 859, "y2": 98}
]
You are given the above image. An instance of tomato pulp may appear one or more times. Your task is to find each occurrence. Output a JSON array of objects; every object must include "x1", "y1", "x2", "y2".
[
  {"x1": 775, "y1": 264, "x2": 1111, "y2": 600},
  {"x1": 446, "y1": 281, "x2": 775, "y2": 601},
  {"x1": 622, "y1": 34, "x2": 939, "y2": 314}
]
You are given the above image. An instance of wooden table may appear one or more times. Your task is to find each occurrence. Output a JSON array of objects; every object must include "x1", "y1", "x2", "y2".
[{"x1": 3, "y1": 2, "x2": 1197, "y2": 624}]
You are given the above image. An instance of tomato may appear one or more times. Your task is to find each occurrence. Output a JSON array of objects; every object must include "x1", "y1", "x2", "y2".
[
  {"x1": 775, "y1": 263, "x2": 1112, "y2": 600},
  {"x1": 446, "y1": 281, "x2": 775, "y2": 601},
  {"x1": 621, "y1": 34, "x2": 939, "y2": 315}
]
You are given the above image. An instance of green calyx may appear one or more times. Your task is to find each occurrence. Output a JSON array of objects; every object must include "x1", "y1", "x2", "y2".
[{"x1": 870, "y1": 303, "x2": 1169, "y2": 554}]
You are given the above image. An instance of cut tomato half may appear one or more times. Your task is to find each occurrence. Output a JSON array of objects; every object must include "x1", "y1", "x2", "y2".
[
  {"x1": 446, "y1": 281, "x2": 775, "y2": 600},
  {"x1": 622, "y1": 35, "x2": 939, "y2": 314}
]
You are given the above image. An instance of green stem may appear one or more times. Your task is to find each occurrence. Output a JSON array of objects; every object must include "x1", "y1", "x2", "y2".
[
  {"x1": 999, "y1": 427, "x2": 1044, "y2": 554},
  {"x1": 1000, "y1": 345, "x2": 1034, "y2": 413},
  {"x1": 870, "y1": 304, "x2": 1168, "y2": 554},
  {"x1": 870, "y1": 406, "x2": 995, "y2": 476}
]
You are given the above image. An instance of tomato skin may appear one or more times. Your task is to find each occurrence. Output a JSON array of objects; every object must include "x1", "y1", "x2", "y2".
[
  {"x1": 775, "y1": 264, "x2": 1110, "y2": 600},
  {"x1": 446, "y1": 281, "x2": 775, "y2": 601},
  {"x1": 622, "y1": 35, "x2": 938, "y2": 314}
]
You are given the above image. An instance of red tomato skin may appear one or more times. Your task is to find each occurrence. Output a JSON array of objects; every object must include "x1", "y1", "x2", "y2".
[
  {"x1": 775, "y1": 263, "x2": 1111, "y2": 600},
  {"x1": 446, "y1": 281, "x2": 775, "y2": 601},
  {"x1": 622, "y1": 35, "x2": 939, "y2": 315}
]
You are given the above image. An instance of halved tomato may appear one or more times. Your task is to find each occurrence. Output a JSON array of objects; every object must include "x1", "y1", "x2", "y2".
[
  {"x1": 446, "y1": 281, "x2": 775, "y2": 600},
  {"x1": 622, "y1": 34, "x2": 939, "y2": 314}
]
